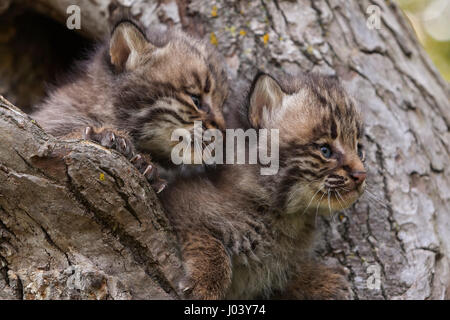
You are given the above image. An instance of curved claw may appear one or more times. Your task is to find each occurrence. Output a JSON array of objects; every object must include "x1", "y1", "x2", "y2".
[
  {"x1": 119, "y1": 137, "x2": 127, "y2": 150},
  {"x1": 81, "y1": 126, "x2": 168, "y2": 194},
  {"x1": 130, "y1": 154, "x2": 141, "y2": 163},
  {"x1": 83, "y1": 126, "x2": 93, "y2": 140},
  {"x1": 143, "y1": 164, "x2": 154, "y2": 177},
  {"x1": 154, "y1": 180, "x2": 167, "y2": 194}
]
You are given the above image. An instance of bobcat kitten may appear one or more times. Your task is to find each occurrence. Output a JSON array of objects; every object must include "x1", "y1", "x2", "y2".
[
  {"x1": 160, "y1": 72, "x2": 366, "y2": 299},
  {"x1": 31, "y1": 19, "x2": 228, "y2": 191}
]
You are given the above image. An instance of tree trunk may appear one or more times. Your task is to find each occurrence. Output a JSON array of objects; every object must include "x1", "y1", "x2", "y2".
[
  {"x1": 0, "y1": 96, "x2": 183, "y2": 299},
  {"x1": 0, "y1": 0, "x2": 449, "y2": 300}
]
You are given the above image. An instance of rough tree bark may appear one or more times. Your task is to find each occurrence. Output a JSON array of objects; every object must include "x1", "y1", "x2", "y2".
[
  {"x1": 0, "y1": 96, "x2": 182, "y2": 299},
  {"x1": 0, "y1": 0, "x2": 449, "y2": 300}
]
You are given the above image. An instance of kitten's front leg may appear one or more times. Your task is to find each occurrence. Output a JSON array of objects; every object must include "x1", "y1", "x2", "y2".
[
  {"x1": 179, "y1": 233, "x2": 232, "y2": 300},
  {"x1": 276, "y1": 262, "x2": 352, "y2": 300},
  {"x1": 68, "y1": 126, "x2": 167, "y2": 193}
]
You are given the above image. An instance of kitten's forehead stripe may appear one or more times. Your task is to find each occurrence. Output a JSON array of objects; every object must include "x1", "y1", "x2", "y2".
[
  {"x1": 191, "y1": 71, "x2": 202, "y2": 91},
  {"x1": 208, "y1": 62, "x2": 222, "y2": 83},
  {"x1": 205, "y1": 74, "x2": 211, "y2": 93},
  {"x1": 311, "y1": 124, "x2": 329, "y2": 141},
  {"x1": 330, "y1": 118, "x2": 338, "y2": 140}
]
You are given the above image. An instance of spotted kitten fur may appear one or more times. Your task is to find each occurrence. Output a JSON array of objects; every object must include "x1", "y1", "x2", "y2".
[
  {"x1": 161, "y1": 72, "x2": 366, "y2": 299},
  {"x1": 32, "y1": 19, "x2": 228, "y2": 191}
]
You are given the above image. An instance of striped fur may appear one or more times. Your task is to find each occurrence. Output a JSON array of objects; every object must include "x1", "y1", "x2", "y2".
[
  {"x1": 31, "y1": 19, "x2": 228, "y2": 172},
  {"x1": 161, "y1": 72, "x2": 365, "y2": 299},
  {"x1": 261, "y1": 73, "x2": 366, "y2": 215}
]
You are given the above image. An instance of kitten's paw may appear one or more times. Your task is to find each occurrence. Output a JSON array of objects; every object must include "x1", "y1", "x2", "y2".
[
  {"x1": 178, "y1": 277, "x2": 195, "y2": 298},
  {"x1": 130, "y1": 154, "x2": 167, "y2": 193},
  {"x1": 278, "y1": 264, "x2": 352, "y2": 300},
  {"x1": 314, "y1": 267, "x2": 352, "y2": 300},
  {"x1": 83, "y1": 126, "x2": 167, "y2": 193},
  {"x1": 178, "y1": 276, "x2": 222, "y2": 300},
  {"x1": 83, "y1": 126, "x2": 134, "y2": 159}
]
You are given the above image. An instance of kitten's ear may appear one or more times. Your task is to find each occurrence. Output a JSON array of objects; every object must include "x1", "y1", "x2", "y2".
[
  {"x1": 248, "y1": 72, "x2": 285, "y2": 128},
  {"x1": 109, "y1": 21, "x2": 151, "y2": 72}
]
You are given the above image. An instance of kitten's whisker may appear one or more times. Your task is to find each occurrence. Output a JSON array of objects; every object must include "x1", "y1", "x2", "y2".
[
  {"x1": 364, "y1": 190, "x2": 388, "y2": 208},
  {"x1": 331, "y1": 211, "x2": 340, "y2": 224},
  {"x1": 315, "y1": 191, "x2": 327, "y2": 227},
  {"x1": 364, "y1": 185, "x2": 389, "y2": 203},
  {"x1": 364, "y1": 189, "x2": 387, "y2": 203},
  {"x1": 333, "y1": 190, "x2": 349, "y2": 223},
  {"x1": 365, "y1": 197, "x2": 383, "y2": 211},
  {"x1": 302, "y1": 186, "x2": 324, "y2": 215},
  {"x1": 334, "y1": 190, "x2": 346, "y2": 212},
  {"x1": 327, "y1": 189, "x2": 332, "y2": 217},
  {"x1": 335, "y1": 189, "x2": 346, "y2": 205}
]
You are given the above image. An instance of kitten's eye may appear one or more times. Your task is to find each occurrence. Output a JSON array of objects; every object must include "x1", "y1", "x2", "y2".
[
  {"x1": 357, "y1": 144, "x2": 364, "y2": 160},
  {"x1": 190, "y1": 95, "x2": 201, "y2": 109},
  {"x1": 320, "y1": 144, "x2": 332, "y2": 159}
]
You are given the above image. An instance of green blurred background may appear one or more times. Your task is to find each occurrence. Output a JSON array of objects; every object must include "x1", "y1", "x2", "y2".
[{"x1": 397, "y1": 0, "x2": 450, "y2": 81}]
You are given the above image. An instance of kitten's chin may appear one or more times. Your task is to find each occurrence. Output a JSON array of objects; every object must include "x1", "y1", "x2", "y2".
[
  {"x1": 335, "y1": 189, "x2": 360, "y2": 208},
  {"x1": 287, "y1": 187, "x2": 363, "y2": 216},
  {"x1": 321, "y1": 187, "x2": 364, "y2": 213}
]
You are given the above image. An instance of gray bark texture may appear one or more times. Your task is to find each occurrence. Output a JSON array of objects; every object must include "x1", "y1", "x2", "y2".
[
  {"x1": 0, "y1": 96, "x2": 182, "y2": 299},
  {"x1": 0, "y1": 0, "x2": 449, "y2": 300}
]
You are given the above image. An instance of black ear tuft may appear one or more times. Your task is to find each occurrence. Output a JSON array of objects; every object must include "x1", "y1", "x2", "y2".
[
  {"x1": 248, "y1": 71, "x2": 270, "y2": 99},
  {"x1": 110, "y1": 18, "x2": 147, "y2": 40},
  {"x1": 108, "y1": 7, "x2": 146, "y2": 38}
]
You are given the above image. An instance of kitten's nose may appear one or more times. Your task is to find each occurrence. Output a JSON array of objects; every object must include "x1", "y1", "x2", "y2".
[{"x1": 350, "y1": 171, "x2": 366, "y2": 185}]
